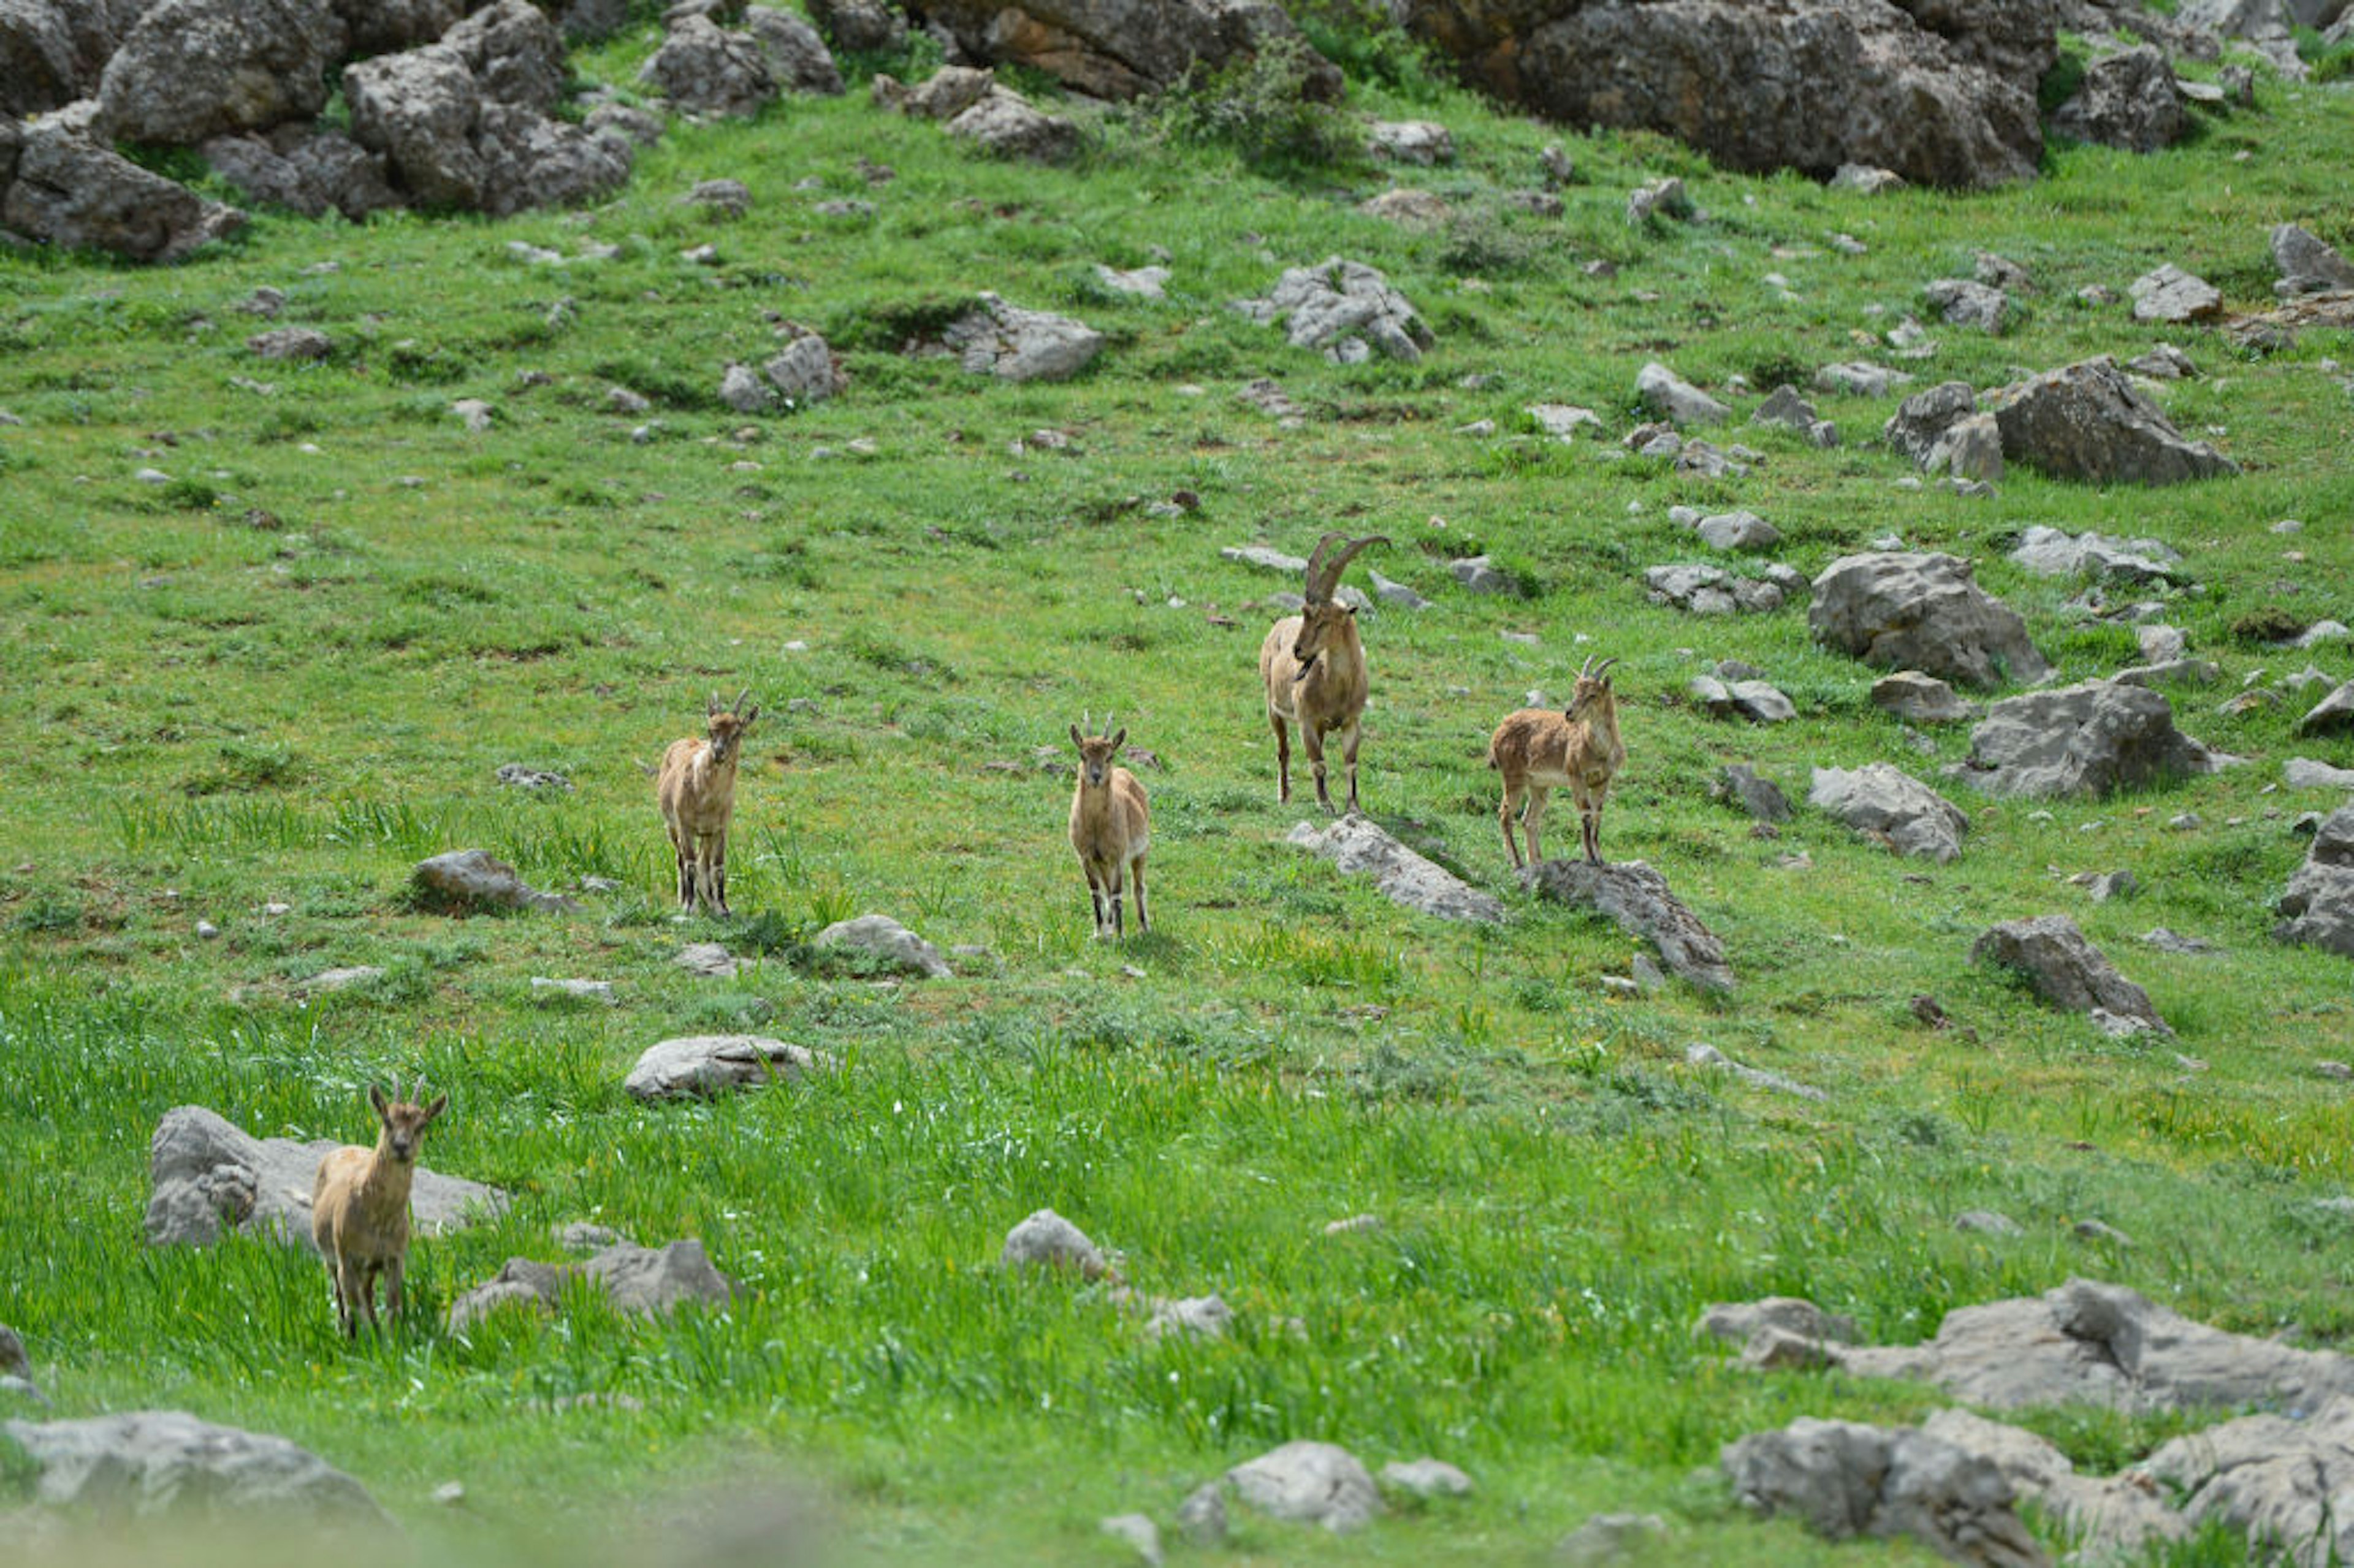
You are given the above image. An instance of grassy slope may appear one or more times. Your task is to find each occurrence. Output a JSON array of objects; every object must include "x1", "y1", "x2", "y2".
[{"x1": 2, "y1": 14, "x2": 2353, "y2": 1566}]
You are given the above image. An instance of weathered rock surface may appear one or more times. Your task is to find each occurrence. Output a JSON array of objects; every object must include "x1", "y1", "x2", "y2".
[
  {"x1": 1872, "y1": 670, "x2": 1977, "y2": 725},
  {"x1": 202, "y1": 125, "x2": 401, "y2": 221},
  {"x1": 1558, "y1": 1512, "x2": 1669, "y2": 1564},
  {"x1": 1646, "y1": 562, "x2": 1798, "y2": 615},
  {"x1": 1379, "y1": 1457, "x2": 1472, "y2": 1498},
  {"x1": 1226, "y1": 1441, "x2": 1382, "y2": 1534},
  {"x1": 1991, "y1": 357, "x2": 2236, "y2": 485},
  {"x1": 97, "y1": 0, "x2": 343, "y2": 145},
  {"x1": 1881, "y1": 380, "x2": 1976, "y2": 466},
  {"x1": 1701, "y1": 1296, "x2": 1857, "y2": 1346},
  {"x1": 945, "y1": 83, "x2": 1081, "y2": 162},
  {"x1": 1956, "y1": 680, "x2": 2217, "y2": 799},
  {"x1": 1636, "y1": 361, "x2": 1728, "y2": 425},
  {"x1": 2298, "y1": 680, "x2": 2354, "y2": 737},
  {"x1": 2285, "y1": 758, "x2": 2354, "y2": 791},
  {"x1": 1925, "y1": 277, "x2": 2012, "y2": 333},
  {"x1": 2276, "y1": 804, "x2": 2354, "y2": 958},
  {"x1": 1809, "y1": 553, "x2": 2049, "y2": 688},
  {"x1": 639, "y1": 13, "x2": 775, "y2": 116},
  {"x1": 1810, "y1": 763, "x2": 1970, "y2": 862},
  {"x1": 815, "y1": 913, "x2": 953, "y2": 977},
  {"x1": 2131, "y1": 262, "x2": 2224, "y2": 324},
  {"x1": 1690, "y1": 674, "x2": 1795, "y2": 724},
  {"x1": 2007, "y1": 525, "x2": 2185, "y2": 585},
  {"x1": 2, "y1": 1411, "x2": 389, "y2": 1522},
  {"x1": 1713, "y1": 763, "x2": 1792, "y2": 822},
  {"x1": 765, "y1": 332, "x2": 844, "y2": 404},
  {"x1": 1688, "y1": 1042, "x2": 1825, "y2": 1101},
  {"x1": 624, "y1": 1035, "x2": 829, "y2": 1100},
  {"x1": 2050, "y1": 45, "x2": 2184, "y2": 151},
  {"x1": 411, "y1": 848, "x2": 581, "y2": 913},
  {"x1": 943, "y1": 292, "x2": 1102, "y2": 381},
  {"x1": 1818, "y1": 360, "x2": 1913, "y2": 398},
  {"x1": 1518, "y1": 859, "x2": 1734, "y2": 992},
  {"x1": 1289, "y1": 815, "x2": 1505, "y2": 924},
  {"x1": 2, "y1": 116, "x2": 247, "y2": 262},
  {"x1": 1233, "y1": 256, "x2": 1430, "y2": 365},
  {"x1": 2272, "y1": 221, "x2": 2354, "y2": 298},
  {"x1": 1974, "y1": 915, "x2": 2168, "y2": 1032},
  {"x1": 2142, "y1": 1393, "x2": 2354, "y2": 1567},
  {"x1": 1390, "y1": 0, "x2": 2052, "y2": 189},
  {"x1": 1723, "y1": 1417, "x2": 2047, "y2": 1566},
  {"x1": 146, "y1": 1105, "x2": 505, "y2": 1254},
  {"x1": 1000, "y1": 1207, "x2": 1111, "y2": 1279},
  {"x1": 0, "y1": 0, "x2": 92, "y2": 118},
  {"x1": 446, "y1": 1239, "x2": 736, "y2": 1332},
  {"x1": 904, "y1": 0, "x2": 1339, "y2": 101}
]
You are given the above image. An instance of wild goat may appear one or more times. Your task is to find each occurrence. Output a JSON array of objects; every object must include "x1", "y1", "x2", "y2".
[
  {"x1": 1487, "y1": 655, "x2": 1625, "y2": 867},
  {"x1": 1068, "y1": 715, "x2": 1150, "y2": 938},
  {"x1": 311, "y1": 1080, "x2": 448, "y2": 1338},
  {"x1": 1257, "y1": 532, "x2": 1388, "y2": 815},
  {"x1": 657, "y1": 690, "x2": 760, "y2": 916}
]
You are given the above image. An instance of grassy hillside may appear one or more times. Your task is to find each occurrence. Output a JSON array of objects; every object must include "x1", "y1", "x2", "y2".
[{"x1": 4, "y1": 10, "x2": 2354, "y2": 1564}]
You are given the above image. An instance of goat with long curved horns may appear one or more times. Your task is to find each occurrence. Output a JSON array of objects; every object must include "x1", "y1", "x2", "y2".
[{"x1": 1257, "y1": 531, "x2": 1388, "y2": 815}]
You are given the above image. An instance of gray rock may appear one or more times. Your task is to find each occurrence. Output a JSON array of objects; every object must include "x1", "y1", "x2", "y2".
[
  {"x1": 765, "y1": 333, "x2": 844, "y2": 405},
  {"x1": 815, "y1": 913, "x2": 952, "y2": 978},
  {"x1": 1623, "y1": 174, "x2": 1690, "y2": 224},
  {"x1": 682, "y1": 176, "x2": 749, "y2": 216},
  {"x1": 145, "y1": 1104, "x2": 505, "y2": 1254},
  {"x1": 2298, "y1": 680, "x2": 2354, "y2": 737},
  {"x1": 1368, "y1": 571, "x2": 1430, "y2": 611},
  {"x1": 0, "y1": 0, "x2": 90, "y2": 118},
  {"x1": 1810, "y1": 763, "x2": 1970, "y2": 862},
  {"x1": 1694, "y1": 510, "x2": 1781, "y2": 552},
  {"x1": 2273, "y1": 222, "x2": 2354, "y2": 298},
  {"x1": 2, "y1": 1412, "x2": 389, "y2": 1523},
  {"x1": 1699, "y1": 1297, "x2": 1857, "y2": 1346},
  {"x1": 908, "y1": 0, "x2": 1338, "y2": 101},
  {"x1": 1972, "y1": 915, "x2": 2169, "y2": 1033},
  {"x1": 1449, "y1": 555, "x2": 1513, "y2": 595},
  {"x1": 1713, "y1": 763, "x2": 1792, "y2": 822},
  {"x1": 1810, "y1": 553, "x2": 2049, "y2": 688},
  {"x1": 444, "y1": 0, "x2": 568, "y2": 112},
  {"x1": 1753, "y1": 383, "x2": 1820, "y2": 432},
  {"x1": 1000, "y1": 1208, "x2": 1110, "y2": 1279},
  {"x1": 944, "y1": 292, "x2": 1102, "y2": 382},
  {"x1": 201, "y1": 124, "x2": 402, "y2": 221},
  {"x1": 1094, "y1": 263, "x2": 1169, "y2": 300},
  {"x1": 718, "y1": 362, "x2": 769, "y2": 412},
  {"x1": 674, "y1": 942, "x2": 739, "y2": 978},
  {"x1": 305, "y1": 965, "x2": 385, "y2": 994},
  {"x1": 1175, "y1": 1481, "x2": 1227, "y2": 1547},
  {"x1": 744, "y1": 5, "x2": 841, "y2": 94},
  {"x1": 554, "y1": 1222, "x2": 623, "y2": 1252},
  {"x1": 1925, "y1": 278, "x2": 2012, "y2": 333},
  {"x1": 1099, "y1": 1513, "x2": 1162, "y2": 1566},
  {"x1": 2008, "y1": 524, "x2": 2185, "y2": 585},
  {"x1": 1881, "y1": 381, "x2": 1976, "y2": 467},
  {"x1": 2113, "y1": 658, "x2": 2220, "y2": 688},
  {"x1": 2127, "y1": 342, "x2": 2198, "y2": 380},
  {"x1": 1829, "y1": 162, "x2": 1905, "y2": 194},
  {"x1": 872, "y1": 63, "x2": 994, "y2": 120},
  {"x1": 446, "y1": 1239, "x2": 736, "y2": 1331},
  {"x1": 411, "y1": 849, "x2": 581, "y2": 913},
  {"x1": 1872, "y1": 670, "x2": 1978, "y2": 725},
  {"x1": 1380, "y1": 1458, "x2": 1472, "y2": 1498},
  {"x1": 1955, "y1": 1210, "x2": 2024, "y2": 1236},
  {"x1": 1645, "y1": 562, "x2": 1737, "y2": 616},
  {"x1": 2143, "y1": 927, "x2": 2218, "y2": 955},
  {"x1": 2286, "y1": 758, "x2": 2354, "y2": 790},
  {"x1": 1924, "y1": 412, "x2": 2004, "y2": 482},
  {"x1": 1227, "y1": 1441, "x2": 1382, "y2": 1534},
  {"x1": 1636, "y1": 361, "x2": 1729, "y2": 425},
  {"x1": 2082, "y1": 870, "x2": 2139, "y2": 902},
  {"x1": 1518, "y1": 860, "x2": 1735, "y2": 993},
  {"x1": 1920, "y1": 1407, "x2": 2187, "y2": 1562},
  {"x1": 1723, "y1": 1418, "x2": 2046, "y2": 1566},
  {"x1": 1958, "y1": 680, "x2": 2217, "y2": 799},
  {"x1": 806, "y1": 0, "x2": 903, "y2": 51},
  {"x1": 1370, "y1": 119, "x2": 1452, "y2": 163},
  {"x1": 2051, "y1": 45, "x2": 2184, "y2": 152},
  {"x1": 1993, "y1": 357, "x2": 2236, "y2": 485},
  {"x1": 332, "y1": 0, "x2": 467, "y2": 55},
  {"x1": 97, "y1": 0, "x2": 341, "y2": 145},
  {"x1": 496, "y1": 762, "x2": 569, "y2": 790},
  {"x1": 3, "y1": 115, "x2": 246, "y2": 262},
  {"x1": 1289, "y1": 815, "x2": 1506, "y2": 924},
  {"x1": 1558, "y1": 1512, "x2": 1669, "y2": 1564},
  {"x1": 641, "y1": 13, "x2": 775, "y2": 116},
  {"x1": 1690, "y1": 675, "x2": 1796, "y2": 724},
  {"x1": 946, "y1": 86, "x2": 1083, "y2": 163},
  {"x1": 2130, "y1": 263, "x2": 2223, "y2": 324},
  {"x1": 1688, "y1": 1042, "x2": 1826, "y2": 1100},
  {"x1": 1235, "y1": 256, "x2": 1429, "y2": 364},
  {"x1": 2276, "y1": 804, "x2": 2354, "y2": 957},
  {"x1": 1142, "y1": 1294, "x2": 1233, "y2": 1341},
  {"x1": 624, "y1": 1035, "x2": 828, "y2": 1100},
  {"x1": 1816, "y1": 361, "x2": 1912, "y2": 398},
  {"x1": 248, "y1": 326, "x2": 332, "y2": 360},
  {"x1": 1525, "y1": 403, "x2": 1601, "y2": 440}
]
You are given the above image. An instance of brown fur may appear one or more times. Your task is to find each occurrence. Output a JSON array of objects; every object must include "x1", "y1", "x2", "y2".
[
  {"x1": 1486, "y1": 657, "x2": 1625, "y2": 867},
  {"x1": 1257, "y1": 533, "x2": 1387, "y2": 815},
  {"x1": 311, "y1": 1082, "x2": 447, "y2": 1338},
  {"x1": 1068, "y1": 721, "x2": 1151, "y2": 938},
  {"x1": 656, "y1": 690, "x2": 759, "y2": 916}
]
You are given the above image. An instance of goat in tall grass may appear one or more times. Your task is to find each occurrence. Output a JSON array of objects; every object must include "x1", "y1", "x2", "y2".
[
  {"x1": 311, "y1": 1079, "x2": 447, "y2": 1338},
  {"x1": 1487, "y1": 655, "x2": 1625, "y2": 867},
  {"x1": 657, "y1": 690, "x2": 759, "y2": 916},
  {"x1": 1068, "y1": 715, "x2": 1150, "y2": 938},
  {"x1": 1257, "y1": 532, "x2": 1388, "y2": 815}
]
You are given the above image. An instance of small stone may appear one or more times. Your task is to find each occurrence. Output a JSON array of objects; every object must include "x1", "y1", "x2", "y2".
[
  {"x1": 1099, "y1": 1513, "x2": 1162, "y2": 1566},
  {"x1": 2073, "y1": 1218, "x2": 2133, "y2": 1246},
  {"x1": 195, "y1": 920, "x2": 220, "y2": 939},
  {"x1": 1379, "y1": 1458, "x2": 1473, "y2": 1499},
  {"x1": 1954, "y1": 1210, "x2": 2023, "y2": 1237},
  {"x1": 432, "y1": 1480, "x2": 465, "y2": 1506},
  {"x1": 1324, "y1": 1213, "x2": 1381, "y2": 1236},
  {"x1": 1176, "y1": 1483, "x2": 1227, "y2": 1547}
]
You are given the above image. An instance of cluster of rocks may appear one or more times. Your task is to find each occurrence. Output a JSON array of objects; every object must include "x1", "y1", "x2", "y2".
[
  {"x1": 1232, "y1": 257, "x2": 1431, "y2": 365},
  {"x1": 1884, "y1": 360, "x2": 2236, "y2": 489},
  {"x1": 446, "y1": 1238, "x2": 736, "y2": 1333},
  {"x1": 1645, "y1": 563, "x2": 1807, "y2": 617},
  {"x1": 872, "y1": 63, "x2": 1079, "y2": 163},
  {"x1": 890, "y1": 0, "x2": 1339, "y2": 102},
  {"x1": 639, "y1": 1, "x2": 840, "y2": 120}
]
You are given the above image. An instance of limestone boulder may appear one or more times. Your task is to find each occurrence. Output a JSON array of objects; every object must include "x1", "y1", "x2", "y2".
[
  {"x1": 1991, "y1": 357, "x2": 2236, "y2": 484},
  {"x1": 97, "y1": 0, "x2": 343, "y2": 145},
  {"x1": 1001, "y1": 1207, "x2": 1111, "y2": 1278},
  {"x1": 2276, "y1": 804, "x2": 2354, "y2": 958},
  {"x1": 1956, "y1": 680, "x2": 2217, "y2": 799},
  {"x1": 1234, "y1": 256, "x2": 1430, "y2": 365},
  {"x1": 446, "y1": 1239, "x2": 736, "y2": 1333},
  {"x1": 815, "y1": 913, "x2": 953, "y2": 977},
  {"x1": 1810, "y1": 763, "x2": 1970, "y2": 862},
  {"x1": 0, "y1": 0, "x2": 88, "y2": 117},
  {"x1": 2, "y1": 1412, "x2": 389, "y2": 1523},
  {"x1": 1226, "y1": 1441, "x2": 1382, "y2": 1534},
  {"x1": 1723, "y1": 1418, "x2": 2046, "y2": 1566},
  {"x1": 1290, "y1": 815, "x2": 1506, "y2": 924},
  {"x1": 944, "y1": 292, "x2": 1103, "y2": 381},
  {"x1": 945, "y1": 86, "x2": 1082, "y2": 162},
  {"x1": 409, "y1": 848, "x2": 582, "y2": 912},
  {"x1": 202, "y1": 126, "x2": 402, "y2": 221},
  {"x1": 2049, "y1": 45, "x2": 2184, "y2": 151},
  {"x1": 2272, "y1": 222, "x2": 2354, "y2": 298},
  {"x1": 1520, "y1": 859, "x2": 1734, "y2": 991},
  {"x1": 639, "y1": 13, "x2": 775, "y2": 116},
  {"x1": 1971, "y1": 914, "x2": 2169, "y2": 1033},
  {"x1": 2, "y1": 114, "x2": 247, "y2": 262},
  {"x1": 624, "y1": 1035, "x2": 830, "y2": 1100},
  {"x1": 2006, "y1": 525, "x2": 2185, "y2": 585},
  {"x1": 1809, "y1": 552, "x2": 2049, "y2": 689}
]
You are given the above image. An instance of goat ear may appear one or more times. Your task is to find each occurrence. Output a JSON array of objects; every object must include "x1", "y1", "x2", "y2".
[
  {"x1": 1069, "y1": 724, "x2": 1084, "y2": 749},
  {"x1": 368, "y1": 1084, "x2": 389, "y2": 1119},
  {"x1": 423, "y1": 1094, "x2": 449, "y2": 1125},
  {"x1": 741, "y1": 704, "x2": 760, "y2": 729},
  {"x1": 1110, "y1": 728, "x2": 1126, "y2": 750}
]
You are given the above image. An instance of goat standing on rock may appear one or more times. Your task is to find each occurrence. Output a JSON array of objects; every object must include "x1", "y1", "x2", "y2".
[
  {"x1": 1068, "y1": 716, "x2": 1150, "y2": 938},
  {"x1": 1259, "y1": 532, "x2": 1388, "y2": 815},
  {"x1": 657, "y1": 690, "x2": 759, "y2": 916},
  {"x1": 1488, "y1": 656, "x2": 1625, "y2": 867},
  {"x1": 311, "y1": 1080, "x2": 448, "y2": 1338}
]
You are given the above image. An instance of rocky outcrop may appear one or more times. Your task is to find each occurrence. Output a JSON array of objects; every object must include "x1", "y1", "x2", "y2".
[
  {"x1": 1810, "y1": 763, "x2": 1971, "y2": 862},
  {"x1": 1233, "y1": 256, "x2": 1430, "y2": 365},
  {"x1": 1518, "y1": 859, "x2": 1735, "y2": 992},
  {"x1": 2, "y1": 114, "x2": 247, "y2": 262},
  {"x1": 202, "y1": 124, "x2": 401, "y2": 220},
  {"x1": 1391, "y1": 0, "x2": 2054, "y2": 189},
  {"x1": 1809, "y1": 553, "x2": 2049, "y2": 689},
  {"x1": 1956, "y1": 680, "x2": 2217, "y2": 799},
  {"x1": 943, "y1": 292, "x2": 1103, "y2": 381},
  {"x1": 1225, "y1": 1441, "x2": 1382, "y2": 1533},
  {"x1": 446, "y1": 1239, "x2": 736, "y2": 1332},
  {"x1": 97, "y1": 0, "x2": 344, "y2": 145},
  {"x1": 2049, "y1": 45, "x2": 2184, "y2": 151},
  {"x1": 1971, "y1": 914, "x2": 2170, "y2": 1034},
  {"x1": 409, "y1": 848, "x2": 582, "y2": 913},
  {"x1": 0, "y1": 0, "x2": 95, "y2": 117},
  {"x1": 1723, "y1": 1417, "x2": 2048, "y2": 1566},
  {"x1": 2273, "y1": 222, "x2": 2354, "y2": 298},
  {"x1": 902, "y1": 0, "x2": 1340, "y2": 101},
  {"x1": 2, "y1": 1411, "x2": 390, "y2": 1523},
  {"x1": 1991, "y1": 357, "x2": 2236, "y2": 484},
  {"x1": 2277, "y1": 804, "x2": 2354, "y2": 958},
  {"x1": 2006, "y1": 525, "x2": 2185, "y2": 585},
  {"x1": 145, "y1": 1104, "x2": 505, "y2": 1254}
]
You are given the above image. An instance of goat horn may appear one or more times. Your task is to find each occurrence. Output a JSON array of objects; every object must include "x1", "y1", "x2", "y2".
[
  {"x1": 732, "y1": 688, "x2": 751, "y2": 714},
  {"x1": 1577, "y1": 653, "x2": 1595, "y2": 680},
  {"x1": 706, "y1": 691, "x2": 721, "y2": 716},
  {"x1": 1304, "y1": 532, "x2": 1390, "y2": 604},
  {"x1": 1594, "y1": 657, "x2": 1620, "y2": 677}
]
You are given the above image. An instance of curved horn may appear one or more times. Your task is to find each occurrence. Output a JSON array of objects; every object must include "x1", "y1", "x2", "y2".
[
  {"x1": 1593, "y1": 657, "x2": 1620, "y2": 679},
  {"x1": 731, "y1": 688, "x2": 751, "y2": 714},
  {"x1": 1577, "y1": 653, "x2": 1596, "y2": 681},
  {"x1": 1304, "y1": 532, "x2": 1390, "y2": 604}
]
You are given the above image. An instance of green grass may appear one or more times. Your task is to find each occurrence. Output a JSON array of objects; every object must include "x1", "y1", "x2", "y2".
[{"x1": 4, "y1": 10, "x2": 2354, "y2": 1566}]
